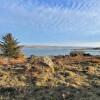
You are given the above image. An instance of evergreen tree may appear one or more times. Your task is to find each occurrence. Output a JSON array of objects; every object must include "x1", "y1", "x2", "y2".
[{"x1": 0, "y1": 33, "x2": 22, "y2": 58}]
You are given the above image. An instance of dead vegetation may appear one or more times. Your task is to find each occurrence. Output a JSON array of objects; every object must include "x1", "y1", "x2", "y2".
[{"x1": 0, "y1": 55, "x2": 100, "y2": 100}]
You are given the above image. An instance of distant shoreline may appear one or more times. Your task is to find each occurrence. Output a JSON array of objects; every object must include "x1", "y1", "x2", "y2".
[{"x1": 23, "y1": 45, "x2": 100, "y2": 50}]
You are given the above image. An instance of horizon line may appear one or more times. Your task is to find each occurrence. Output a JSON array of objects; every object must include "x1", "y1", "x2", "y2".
[
  {"x1": 20, "y1": 42, "x2": 100, "y2": 48},
  {"x1": 21, "y1": 44, "x2": 100, "y2": 48}
]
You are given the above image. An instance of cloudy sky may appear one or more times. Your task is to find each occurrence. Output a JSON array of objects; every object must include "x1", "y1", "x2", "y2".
[{"x1": 0, "y1": 0, "x2": 100, "y2": 47}]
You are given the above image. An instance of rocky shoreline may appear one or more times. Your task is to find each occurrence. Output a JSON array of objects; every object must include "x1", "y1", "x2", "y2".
[{"x1": 0, "y1": 55, "x2": 100, "y2": 100}]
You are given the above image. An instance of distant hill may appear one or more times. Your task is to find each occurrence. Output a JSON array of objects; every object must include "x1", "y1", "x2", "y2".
[{"x1": 23, "y1": 45, "x2": 100, "y2": 50}]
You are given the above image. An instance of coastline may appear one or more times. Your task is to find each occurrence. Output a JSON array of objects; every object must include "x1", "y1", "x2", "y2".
[
  {"x1": 23, "y1": 45, "x2": 100, "y2": 49},
  {"x1": 22, "y1": 46, "x2": 100, "y2": 57}
]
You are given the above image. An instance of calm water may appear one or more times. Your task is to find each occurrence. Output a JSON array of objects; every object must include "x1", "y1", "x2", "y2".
[{"x1": 22, "y1": 47, "x2": 100, "y2": 57}]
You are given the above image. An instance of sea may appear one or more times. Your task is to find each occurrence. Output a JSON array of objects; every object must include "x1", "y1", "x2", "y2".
[{"x1": 22, "y1": 47, "x2": 100, "y2": 57}]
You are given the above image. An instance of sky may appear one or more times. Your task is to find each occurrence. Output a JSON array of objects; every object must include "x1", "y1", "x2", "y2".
[{"x1": 0, "y1": 0, "x2": 100, "y2": 47}]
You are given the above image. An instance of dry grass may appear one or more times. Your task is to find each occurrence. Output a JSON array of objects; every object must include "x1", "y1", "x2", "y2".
[
  {"x1": 0, "y1": 55, "x2": 100, "y2": 99},
  {"x1": 0, "y1": 57, "x2": 26, "y2": 65}
]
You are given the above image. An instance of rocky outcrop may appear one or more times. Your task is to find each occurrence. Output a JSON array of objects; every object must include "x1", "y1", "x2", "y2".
[{"x1": 26, "y1": 56, "x2": 55, "y2": 86}]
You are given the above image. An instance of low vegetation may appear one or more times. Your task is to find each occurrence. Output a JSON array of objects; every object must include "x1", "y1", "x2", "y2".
[
  {"x1": 0, "y1": 55, "x2": 100, "y2": 100},
  {"x1": 70, "y1": 50, "x2": 91, "y2": 57}
]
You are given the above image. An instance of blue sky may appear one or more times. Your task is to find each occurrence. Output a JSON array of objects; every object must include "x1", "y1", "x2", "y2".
[{"x1": 0, "y1": 0, "x2": 100, "y2": 47}]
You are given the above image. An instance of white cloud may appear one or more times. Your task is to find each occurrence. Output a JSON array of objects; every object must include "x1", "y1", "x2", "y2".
[{"x1": 0, "y1": 0, "x2": 100, "y2": 43}]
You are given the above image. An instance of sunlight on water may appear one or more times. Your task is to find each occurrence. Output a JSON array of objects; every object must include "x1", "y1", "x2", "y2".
[{"x1": 22, "y1": 47, "x2": 100, "y2": 56}]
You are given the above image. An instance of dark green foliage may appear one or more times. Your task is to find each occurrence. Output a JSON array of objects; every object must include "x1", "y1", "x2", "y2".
[
  {"x1": 70, "y1": 50, "x2": 85, "y2": 56},
  {"x1": 70, "y1": 50, "x2": 91, "y2": 57},
  {"x1": 0, "y1": 33, "x2": 22, "y2": 58}
]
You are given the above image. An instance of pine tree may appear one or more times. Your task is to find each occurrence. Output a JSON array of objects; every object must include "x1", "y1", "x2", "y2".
[{"x1": 0, "y1": 33, "x2": 22, "y2": 58}]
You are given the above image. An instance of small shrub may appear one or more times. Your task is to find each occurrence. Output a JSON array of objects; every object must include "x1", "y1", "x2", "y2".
[{"x1": 70, "y1": 50, "x2": 85, "y2": 57}]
